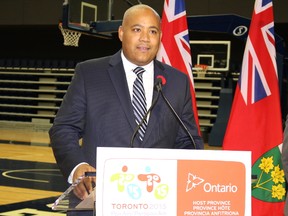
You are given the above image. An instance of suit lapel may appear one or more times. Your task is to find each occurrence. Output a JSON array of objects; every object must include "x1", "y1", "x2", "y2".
[
  {"x1": 142, "y1": 61, "x2": 167, "y2": 146},
  {"x1": 108, "y1": 51, "x2": 137, "y2": 132}
]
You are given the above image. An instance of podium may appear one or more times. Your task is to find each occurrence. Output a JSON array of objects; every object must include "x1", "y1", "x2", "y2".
[{"x1": 52, "y1": 147, "x2": 251, "y2": 215}]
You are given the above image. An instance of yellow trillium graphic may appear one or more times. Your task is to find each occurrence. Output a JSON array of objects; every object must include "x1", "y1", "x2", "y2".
[{"x1": 252, "y1": 147, "x2": 286, "y2": 202}]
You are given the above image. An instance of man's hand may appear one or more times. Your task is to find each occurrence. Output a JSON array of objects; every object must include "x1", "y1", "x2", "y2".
[{"x1": 72, "y1": 164, "x2": 96, "y2": 200}]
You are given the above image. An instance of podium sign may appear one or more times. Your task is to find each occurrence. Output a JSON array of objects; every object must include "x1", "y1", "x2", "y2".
[{"x1": 96, "y1": 147, "x2": 251, "y2": 216}]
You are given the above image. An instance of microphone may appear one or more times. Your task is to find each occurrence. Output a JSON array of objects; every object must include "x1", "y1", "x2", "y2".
[
  {"x1": 157, "y1": 76, "x2": 197, "y2": 149},
  {"x1": 130, "y1": 78, "x2": 162, "y2": 147}
]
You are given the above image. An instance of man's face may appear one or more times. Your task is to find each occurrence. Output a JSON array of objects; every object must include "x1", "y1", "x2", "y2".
[{"x1": 118, "y1": 7, "x2": 161, "y2": 66}]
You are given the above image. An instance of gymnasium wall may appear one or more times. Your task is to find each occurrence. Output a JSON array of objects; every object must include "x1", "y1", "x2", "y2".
[
  {"x1": 0, "y1": 0, "x2": 287, "y2": 62},
  {"x1": 0, "y1": 0, "x2": 288, "y2": 25}
]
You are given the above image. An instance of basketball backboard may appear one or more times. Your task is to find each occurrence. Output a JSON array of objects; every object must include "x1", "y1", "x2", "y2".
[
  {"x1": 62, "y1": 0, "x2": 113, "y2": 32},
  {"x1": 190, "y1": 40, "x2": 231, "y2": 72}
]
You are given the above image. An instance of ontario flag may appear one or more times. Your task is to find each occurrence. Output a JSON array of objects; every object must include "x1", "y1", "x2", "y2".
[
  {"x1": 222, "y1": 0, "x2": 286, "y2": 215},
  {"x1": 156, "y1": 0, "x2": 200, "y2": 132}
]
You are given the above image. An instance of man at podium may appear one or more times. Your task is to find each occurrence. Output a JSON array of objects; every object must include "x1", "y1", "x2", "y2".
[{"x1": 49, "y1": 4, "x2": 203, "y2": 215}]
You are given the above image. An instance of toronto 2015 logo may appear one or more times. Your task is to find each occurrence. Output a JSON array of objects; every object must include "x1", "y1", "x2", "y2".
[{"x1": 110, "y1": 165, "x2": 169, "y2": 200}]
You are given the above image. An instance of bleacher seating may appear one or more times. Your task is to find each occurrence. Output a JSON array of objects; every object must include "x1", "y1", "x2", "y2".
[
  {"x1": 0, "y1": 58, "x2": 238, "y2": 136},
  {"x1": 0, "y1": 59, "x2": 76, "y2": 128},
  {"x1": 194, "y1": 75, "x2": 221, "y2": 129}
]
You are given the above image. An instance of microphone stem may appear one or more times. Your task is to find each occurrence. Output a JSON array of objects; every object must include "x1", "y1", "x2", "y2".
[
  {"x1": 159, "y1": 91, "x2": 197, "y2": 149},
  {"x1": 130, "y1": 91, "x2": 161, "y2": 147}
]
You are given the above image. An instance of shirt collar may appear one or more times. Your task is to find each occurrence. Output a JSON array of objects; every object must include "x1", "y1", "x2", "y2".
[{"x1": 121, "y1": 51, "x2": 154, "y2": 72}]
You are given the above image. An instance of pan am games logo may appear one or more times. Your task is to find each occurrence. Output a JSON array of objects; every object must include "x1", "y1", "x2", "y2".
[{"x1": 110, "y1": 165, "x2": 169, "y2": 200}]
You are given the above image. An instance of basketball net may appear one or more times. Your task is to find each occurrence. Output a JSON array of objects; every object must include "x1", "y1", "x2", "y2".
[
  {"x1": 59, "y1": 23, "x2": 81, "y2": 47},
  {"x1": 194, "y1": 64, "x2": 208, "y2": 77}
]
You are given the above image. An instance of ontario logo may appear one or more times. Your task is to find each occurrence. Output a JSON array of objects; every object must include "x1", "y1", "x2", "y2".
[
  {"x1": 186, "y1": 173, "x2": 238, "y2": 193},
  {"x1": 186, "y1": 173, "x2": 204, "y2": 192},
  {"x1": 110, "y1": 165, "x2": 169, "y2": 200}
]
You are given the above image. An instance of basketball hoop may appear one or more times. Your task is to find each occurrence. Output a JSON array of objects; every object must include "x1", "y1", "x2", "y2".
[
  {"x1": 59, "y1": 22, "x2": 82, "y2": 47},
  {"x1": 194, "y1": 64, "x2": 208, "y2": 77}
]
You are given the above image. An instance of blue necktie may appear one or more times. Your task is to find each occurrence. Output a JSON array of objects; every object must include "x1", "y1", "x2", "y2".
[{"x1": 132, "y1": 67, "x2": 147, "y2": 141}]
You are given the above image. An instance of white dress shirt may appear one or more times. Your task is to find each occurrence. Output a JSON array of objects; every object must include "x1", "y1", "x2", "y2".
[{"x1": 121, "y1": 51, "x2": 154, "y2": 116}]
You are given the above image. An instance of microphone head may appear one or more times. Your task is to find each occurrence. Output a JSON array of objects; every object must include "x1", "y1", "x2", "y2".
[{"x1": 156, "y1": 75, "x2": 166, "y2": 85}]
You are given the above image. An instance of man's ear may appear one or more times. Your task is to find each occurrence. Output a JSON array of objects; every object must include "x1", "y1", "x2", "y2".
[{"x1": 118, "y1": 26, "x2": 123, "y2": 42}]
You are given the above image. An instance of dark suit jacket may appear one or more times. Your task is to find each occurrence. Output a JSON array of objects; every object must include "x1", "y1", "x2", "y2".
[{"x1": 49, "y1": 50, "x2": 203, "y2": 181}]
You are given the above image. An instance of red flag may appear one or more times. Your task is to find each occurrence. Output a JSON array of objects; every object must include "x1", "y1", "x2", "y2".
[
  {"x1": 223, "y1": 0, "x2": 285, "y2": 215},
  {"x1": 156, "y1": 0, "x2": 200, "y2": 133}
]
